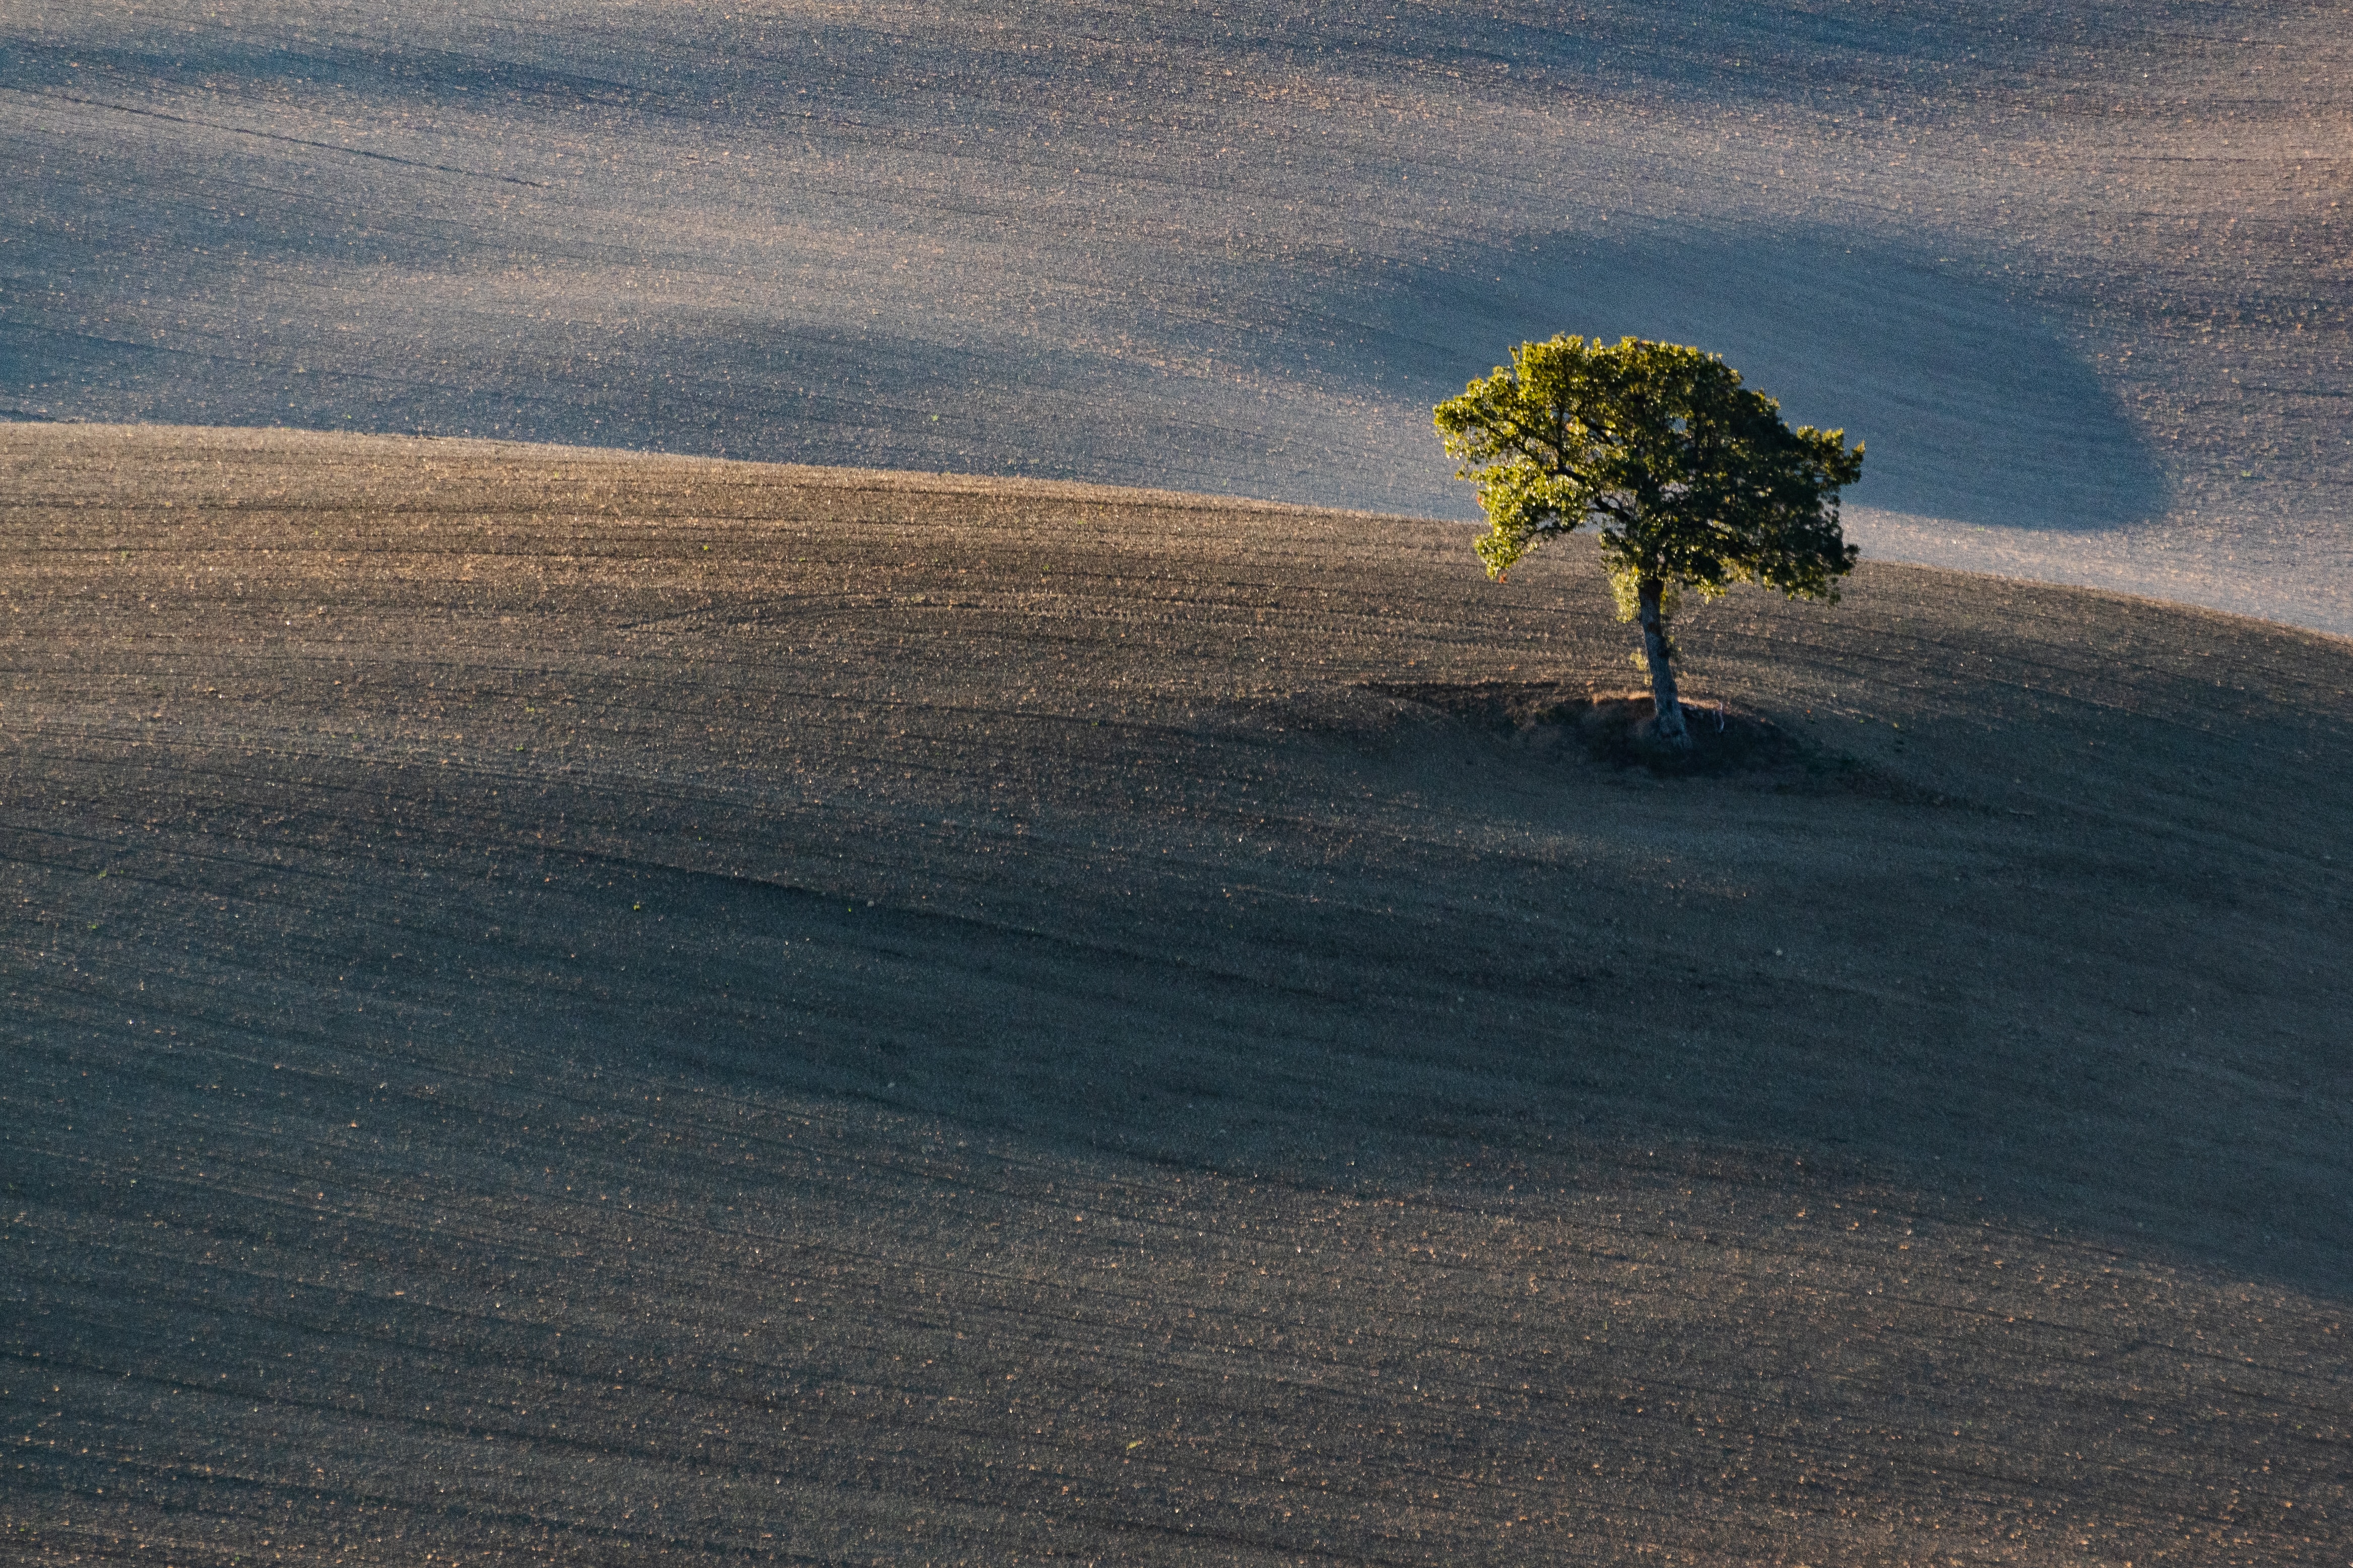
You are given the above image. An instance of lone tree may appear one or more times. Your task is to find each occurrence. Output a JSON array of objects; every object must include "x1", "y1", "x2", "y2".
[{"x1": 1434, "y1": 335, "x2": 1864, "y2": 746}]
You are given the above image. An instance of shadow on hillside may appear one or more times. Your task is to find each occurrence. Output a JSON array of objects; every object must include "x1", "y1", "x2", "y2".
[
  {"x1": 1, "y1": 21, "x2": 2164, "y2": 526},
  {"x1": 99, "y1": 667, "x2": 2303, "y2": 1310},
  {"x1": 460, "y1": 849, "x2": 2333, "y2": 1301}
]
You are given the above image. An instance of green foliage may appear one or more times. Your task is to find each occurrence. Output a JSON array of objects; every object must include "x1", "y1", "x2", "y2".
[{"x1": 1434, "y1": 335, "x2": 1864, "y2": 623}]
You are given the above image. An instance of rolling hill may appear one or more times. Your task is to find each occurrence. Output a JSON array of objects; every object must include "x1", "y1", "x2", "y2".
[{"x1": 5, "y1": 423, "x2": 2349, "y2": 1564}]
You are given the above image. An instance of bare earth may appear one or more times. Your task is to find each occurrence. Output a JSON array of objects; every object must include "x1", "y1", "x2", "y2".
[{"x1": 4, "y1": 424, "x2": 2350, "y2": 1565}]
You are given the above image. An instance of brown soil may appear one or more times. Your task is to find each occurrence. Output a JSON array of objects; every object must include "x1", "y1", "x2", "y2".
[
  {"x1": 1373, "y1": 681, "x2": 1831, "y2": 781},
  {"x1": 5, "y1": 424, "x2": 2349, "y2": 1566}
]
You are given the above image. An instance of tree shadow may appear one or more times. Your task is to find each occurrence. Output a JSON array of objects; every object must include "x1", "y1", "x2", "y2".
[{"x1": 1304, "y1": 220, "x2": 2166, "y2": 531}]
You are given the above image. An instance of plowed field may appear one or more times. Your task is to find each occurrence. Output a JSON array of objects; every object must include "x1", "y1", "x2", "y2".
[{"x1": 6, "y1": 424, "x2": 2349, "y2": 1565}]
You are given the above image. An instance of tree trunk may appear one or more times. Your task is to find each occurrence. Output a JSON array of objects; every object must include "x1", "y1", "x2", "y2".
[{"x1": 1637, "y1": 577, "x2": 1690, "y2": 746}]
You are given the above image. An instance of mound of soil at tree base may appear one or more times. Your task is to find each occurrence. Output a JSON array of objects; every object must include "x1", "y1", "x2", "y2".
[
  {"x1": 5, "y1": 425, "x2": 2351, "y2": 1568},
  {"x1": 1369, "y1": 680, "x2": 1828, "y2": 779}
]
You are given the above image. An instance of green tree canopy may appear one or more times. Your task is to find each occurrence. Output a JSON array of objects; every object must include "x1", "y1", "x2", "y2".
[{"x1": 1434, "y1": 334, "x2": 1864, "y2": 745}]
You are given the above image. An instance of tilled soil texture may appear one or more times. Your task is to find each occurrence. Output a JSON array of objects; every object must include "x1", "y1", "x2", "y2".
[{"x1": 5, "y1": 423, "x2": 2350, "y2": 1566}]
